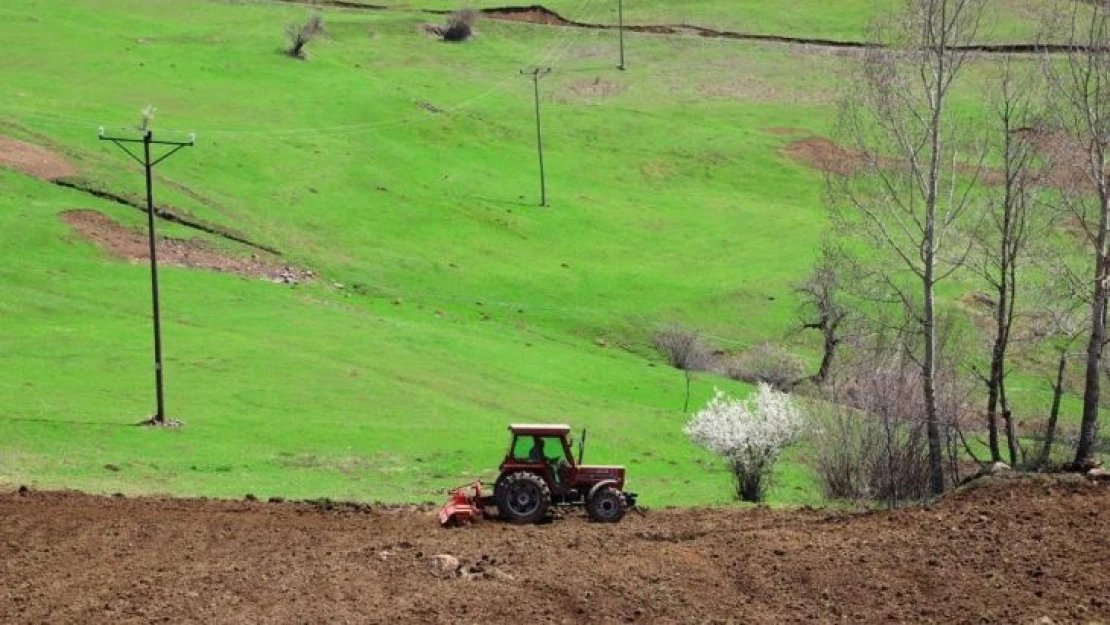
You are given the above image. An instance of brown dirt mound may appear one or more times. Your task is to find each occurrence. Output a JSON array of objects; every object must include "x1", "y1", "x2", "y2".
[
  {"x1": 484, "y1": 6, "x2": 576, "y2": 27},
  {"x1": 555, "y1": 78, "x2": 626, "y2": 103},
  {"x1": 764, "y1": 127, "x2": 808, "y2": 136},
  {"x1": 1, "y1": 476, "x2": 1107, "y2": 623},
  {"x1": 0, "y1": 135, "x2": 77, "y2": 181},
  {"x1": 783, "y1": 136, "x2": 863, "y2": 176},
  {"x1": 61, "y1": 210, "x2": 311, "y2": 284},
  {"x1": 784, "y1": 130, "x2": 1098, "y2": 193}
]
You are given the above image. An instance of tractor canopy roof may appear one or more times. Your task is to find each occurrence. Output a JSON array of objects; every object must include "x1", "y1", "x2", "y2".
[{"x1": 508, "y1": 423, "x2": 571, "y2": 437}]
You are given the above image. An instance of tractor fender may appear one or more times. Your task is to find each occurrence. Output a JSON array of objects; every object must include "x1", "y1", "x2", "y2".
[{"x1": 587, "y1": 480, "x2": 620, "y2": 502}]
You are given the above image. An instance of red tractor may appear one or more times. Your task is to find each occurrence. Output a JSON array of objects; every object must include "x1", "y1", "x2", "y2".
[{"x1": 439, "y1": 424, "x2": 637, "y2": 526}]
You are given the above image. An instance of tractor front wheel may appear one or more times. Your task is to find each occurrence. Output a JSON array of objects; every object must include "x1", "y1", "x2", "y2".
[
  {"x1": 496, "y1": 472, "x2": 551, "y2": 524},
  {"x1": 586, "y1": 487, "x2": 626, "y2": 523}
]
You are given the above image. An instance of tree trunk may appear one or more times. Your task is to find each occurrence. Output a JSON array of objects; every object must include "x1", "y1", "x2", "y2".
[
  {"x1": 1075, "y1": 189, "x2": 1109, "y2": 470},
  {"x1": 815, "y1": 333, "x2": 838, "y2": 386},
  {"x1": 1003, "y1": 408, "x2": 1019, "y2": 466},
  {"x1": 922, "y1": 20, "x2": 948, "y2": 497},
  {"x1": 683, "y1": 370, "x2": 692, "y2": 412},
  {"x1": 1037, "y1": 349, "x2": 1068, "y2": 469},
  {"x1": 986, "y1": 354, "x2": 1003, "y2": 462},
  {"x1": 923, "y1": 281, "x2": 946, "y2": 495},
  {"x1": 922, "y1": 204, "x2": 945, "y2": 494}
]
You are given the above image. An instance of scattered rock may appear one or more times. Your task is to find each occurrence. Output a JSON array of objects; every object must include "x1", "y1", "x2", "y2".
[
  {"x1": 987, "y1": 461, "x2": 1012, "y2": 474},
  {"x1": 427, "y1": 554, "x2": 461, "y2": 579}
]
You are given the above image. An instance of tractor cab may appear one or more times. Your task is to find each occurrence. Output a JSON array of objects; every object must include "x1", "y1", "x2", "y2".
[{"x1": 500, "y1": 424, "x2": 577, "y2": 488}]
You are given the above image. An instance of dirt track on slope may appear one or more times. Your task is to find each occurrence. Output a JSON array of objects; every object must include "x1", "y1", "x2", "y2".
[
  {"x1": 0, "y1": 135, "x2": 77, "y2": 181},
  {"x1": 61, "y1": 209, "x2": 312, "y2": 283},
  {"x1": 1, "y1": 476, "x2": 1108, "y2": 624}
]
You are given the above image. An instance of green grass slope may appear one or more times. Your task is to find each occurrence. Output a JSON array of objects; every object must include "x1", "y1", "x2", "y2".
[{"x1": 0, "y1": 0, "x2": 1077, "y2": 506}]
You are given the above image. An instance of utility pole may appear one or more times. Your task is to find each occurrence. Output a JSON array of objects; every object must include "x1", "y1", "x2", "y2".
[
  {"x1": 98, "y1": 126, "x2": 194, "y2": 425},
  {"x1": 617, "y1": 0, "x2": 626, "y2": 70},
  {"x1": 521, "y1": 67, "x2": 552, "y2": 207}
]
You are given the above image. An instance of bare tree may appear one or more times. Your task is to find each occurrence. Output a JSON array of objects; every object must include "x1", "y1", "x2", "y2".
[
  {"x1": 795, "y1": 241, "x2": 850, "y2": 386},
  {"x1": 653, "y1": 327, "x2": 713, "y2": 411},
  {"x1": 1041, "y1": 1, "x2": 1110, "y2": 469},
  {"x1": 970, "y1": 60, "x2": 1046, "y2": 465},
  {"x1": 287, "y1": 13, "x2": 326, "y2": 59},
  {"x1": 830, "y1": 0, "x2": 987, "y2": 495}
]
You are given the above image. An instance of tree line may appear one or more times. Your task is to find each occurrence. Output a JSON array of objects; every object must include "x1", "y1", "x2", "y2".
[{"x1": 802, "y1": 0, "x2": 1108, "y2": 497}]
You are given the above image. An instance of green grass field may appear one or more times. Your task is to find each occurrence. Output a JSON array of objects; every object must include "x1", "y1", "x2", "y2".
[{"x1": 0, "y1": 0, "x2": 1097, "y2": 506}]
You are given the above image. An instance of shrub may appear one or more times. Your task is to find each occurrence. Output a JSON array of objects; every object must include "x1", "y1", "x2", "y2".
[
  {"x1": 440, "y1": 8, "x2": 478, "y2": 42},
  {"x1": 653, "y1": 327, "x2": 714, "y2": 372},
  {"x1": 807, "y1": 358, "x2": 961, "y2": 504},
  {"x1": 287, "y1": 13, "x2": 326, "y2": 59},
  {"x1": 808, "y1": 400, "x2": 931, "y2": 502},
  {"x1": 727, "y1": 343, "x2": 806, "y2": 391},
  {"x1": 684, "y1": 383, "x2": 805, "y2": 502}
]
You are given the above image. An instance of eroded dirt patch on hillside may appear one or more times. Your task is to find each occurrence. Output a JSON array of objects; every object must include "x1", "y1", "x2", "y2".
[
  {"x1": 483, "y1": 5, "x2": 587, "y2": 27},
  {"x1": 782, "y1": 136, "x2": 863, "y2": 176},
  {"x1": 764, "y1": 127, "x2": 808, "y2": 136},
  {"x1": 555, "y1": 77, "x2": 626, "y2": 103},
  {"x1": 783, "y1": 135, "x2": 1005, "y2": 184},
  {"x1": 0, "y1": 135, "x2": 77, "y2": 181},
  {"x1": 0, "y1": 476, "x2": 1107, "y2": 623},
  {"x1": 61, "y1": 210, "x2": 312, "y2": 284}
]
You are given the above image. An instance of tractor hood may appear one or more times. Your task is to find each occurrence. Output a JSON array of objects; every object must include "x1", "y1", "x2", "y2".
[{"x1": 577, "y1": 465, "x2": 625, "y2": 481}]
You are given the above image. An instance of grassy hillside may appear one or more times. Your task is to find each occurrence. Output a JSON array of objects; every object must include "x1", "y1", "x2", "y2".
[{"x1": 0, "y1": 0, "x2": 1088, "y2": 505}]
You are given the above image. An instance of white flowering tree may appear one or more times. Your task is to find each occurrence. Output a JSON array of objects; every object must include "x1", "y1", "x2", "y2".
[{"x1": 684, "y1": 383, "x2": 805, "y2": 502}]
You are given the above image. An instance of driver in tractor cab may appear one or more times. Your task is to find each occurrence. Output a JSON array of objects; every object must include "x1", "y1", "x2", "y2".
[
  {"x1": 527, "y1": 436, "x2": 547, "y2": 464},
  {"x1": 528, "y1": 436, "x2": 568, "y2": 486}
]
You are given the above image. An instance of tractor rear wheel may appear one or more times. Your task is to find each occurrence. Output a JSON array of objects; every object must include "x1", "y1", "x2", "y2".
[
  {"x1": 586, "y1": 487, "x2": 626, "y2": 523},
  {"x1": 496, "y1": 472, "x2": 551, "y2": 524}
]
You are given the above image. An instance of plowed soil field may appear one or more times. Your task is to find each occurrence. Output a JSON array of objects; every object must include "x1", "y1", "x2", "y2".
[{"x1": 2, "y1": 476, "x2": 1108, "y2": 624}]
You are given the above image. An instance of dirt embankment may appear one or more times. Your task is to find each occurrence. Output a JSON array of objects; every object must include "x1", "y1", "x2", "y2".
[
  {"x1": 61, "y1": 210, "x2": 312, "y2": 284},
  {"x1": 0, "y1": 135, "x2": 77, "y2": 181},
  {"x1": 782, "y1": 131, "x2": 1096, "y2": 195},
  {"x1": 1, "y1": 475, "x2": 1107, "y2": 623}
]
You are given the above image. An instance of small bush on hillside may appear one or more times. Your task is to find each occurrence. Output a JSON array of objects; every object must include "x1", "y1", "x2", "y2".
[
  {"x1": 808, "y1": 400, "x2": 931, "y2": 502},
  {"x1": 806, "y1": 357, "x2": 964, "y2": 504},
  {"x1": 685, "y1": 384, "x2": 806, "y2": 502},
  {"x1": 727, "y1": 343, "x2": 805, "y2": 391},
  {"x1": 653, "y1": 327, "x2": 715, "y2": 372},
  {"x1": 440, "y1": 8, "x2": 478, "y2": 42},
  {"x1": 653, "y1": 326, "x2": 717, "y2": 411},
  {"x1": 287, "y1": 13, "x2": 327, "y2": 59}
]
